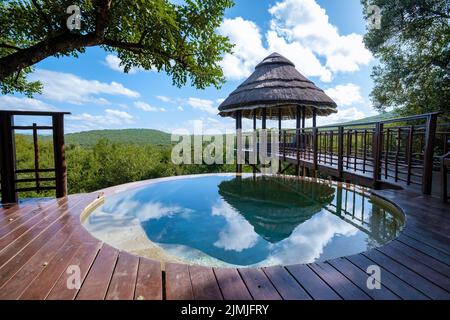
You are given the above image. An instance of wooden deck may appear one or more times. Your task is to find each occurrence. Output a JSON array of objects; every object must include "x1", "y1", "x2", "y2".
[{"x1": 0, "y1": 188, "x2": 449, "y2": 300}]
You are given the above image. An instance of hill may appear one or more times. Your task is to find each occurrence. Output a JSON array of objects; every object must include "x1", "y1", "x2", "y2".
[
  {"x1": 336, "y1": 111, "x2": 395, "y2": 126},
  {"x1": 64, "y1": 129, "x2": 172, "y2": 146}
]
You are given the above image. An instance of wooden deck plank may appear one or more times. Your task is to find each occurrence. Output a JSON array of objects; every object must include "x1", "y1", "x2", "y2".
[
  {"x1": 397, "y1": 235, "x2": 450, "y2": 265},
  {"x1": 328, "y1": 258, "x2": 399, "y2": 300},
  {"x1": 189, "y1": 265, "x2": 223, "y2": 300},
  {"x1": 363, "y1": 250, "x2": 450, "y2": 299},
  {"x1": 165, "y1": 263, "x2": 194, "y2": 300},
  {"x1": 213, "y1": 268, "x2": 252, "y2": 300},
  {"x1": 286, "y1": 264, "x2": 341, "y2": 300},
  {"x1": 134, "y1": 258, "x2": 162, "y2": 300},
  {"x1": 18, "y1": 234, "x2": 96, "y2": 300},
  {"x1": 402, "y1": 229, "x2": 450, "y2": 254},
  {"x1": 0, "y1": 205, "x2": 44, "y2": 234},
  {"x1": 238, "y1": 268, "x2": 282, "y2": 300},
  {"x1": 46, "y1": 241, "x2": 102, "y2": 300},
  {"x1": 105, "y1": 251, "x2": 139, "y2": 300},
  {"x1": 376, "y1": 245, "x2": 450, "y2": 291},
  {"x1": 0, "y1": 212, "x2": 78, "y2": 289},
  {"x1": 309, "y1": 263, "x2": 371, "y2": 300},
  {"x1": 263, "y1": 266, "x2": 311, "y2": 300},
  {"x1": 387, "y1": 240, "x2": 450, "y2": 278},
  {"x1": 346, "y1": 254, "x2": 428, "y2": 300},
  {"x1": 0, "y1": 197, "x2": 75, "y2": 253},
  {"x1": 0, "y1": 223, "x2": 79, "y2": 299},
  {"x1": 76, "y1": 244, "x2": 119, "y2": 300}
]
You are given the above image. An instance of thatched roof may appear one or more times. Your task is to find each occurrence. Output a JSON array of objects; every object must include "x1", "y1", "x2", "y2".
[
  {"x1": 218, "y1": 53, "x2": 337, "y2": 120},
  {"x1": 218, "y1": 176, "x2": 335, "y2": 243}
]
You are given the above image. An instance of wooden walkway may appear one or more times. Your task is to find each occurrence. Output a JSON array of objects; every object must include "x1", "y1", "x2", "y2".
[{"x1": 0, "y1": 188, "x2": 449, "y2": 300}]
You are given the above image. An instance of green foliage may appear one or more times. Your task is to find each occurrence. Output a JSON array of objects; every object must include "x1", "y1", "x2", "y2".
[
  {"x1": 14, "y1": 134, "x2": 235, "y2": 198},
  {"x1": 0, "y1": 0, "x2": 234, "y2": 94},
  {"x1": 361, "y1": 0, "x2": 450, "y2": 117}
]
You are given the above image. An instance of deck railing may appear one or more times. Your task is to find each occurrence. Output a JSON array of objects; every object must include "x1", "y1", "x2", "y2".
[
  {"x1": 0, "y1": 110, "x2": 70, "y2": 204},
  {"x1": 241, "y1": 112, "x2": 449, "y2": 195}
]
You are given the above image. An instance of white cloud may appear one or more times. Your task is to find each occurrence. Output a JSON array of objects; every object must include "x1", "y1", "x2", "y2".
[
  {"x1": 318, "y1": 107, "x2": 366, "y2": 126},
  {"x1": 269, "y1": 0, "x2": 372, "y2": 73},
  {"x1": 218, "y1": 17, "x2": 268, "y2": 80},
  {"x1": 67, "y1": 109, "x2": 134, "y2": 130},
  {"x1": 156, "y1": 95, "x2": 175, "y2": 103},
  {"x1": 187, "y1": 98, "x2": 217, "y2": 115},
  {"x1": 104, "y1": 54, "x2": 147, "y2": 74},
  {"x1": 325, "y1": 83, "x2": 364, "y2": 107},
  {"x1": 134, "y1": 101, "x2": 160, "y2": 112},
  {"x1": 266, "y1": 30, "x2": 332, "y2": 82},
  {"x1": 0, "y1": 96, "x2": 57, "y2": 111},
  {"x1": 218, "y1": 0, "x2": 372, "y2": 82},
  {"x1": 30, "y1": 69, "x2": 140, "y2": 105},
  {"x1": 177, "y1": 106, "x2": 184, "y2": 112}
]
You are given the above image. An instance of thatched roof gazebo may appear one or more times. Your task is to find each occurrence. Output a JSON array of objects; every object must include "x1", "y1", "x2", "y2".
[
  {"x1": 218, "y1": 53, "x2": 337, "y2": 173},
  {"x1": 219, "y1": 53, "x2": 337, "y2": 122}
]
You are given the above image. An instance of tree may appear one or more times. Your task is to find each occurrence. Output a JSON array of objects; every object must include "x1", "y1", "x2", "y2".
[
  {"x1": 0, "y1": 0, "x2": 234, "y2": 96},
  {"x1": 361, "y1": 0, "x2": 450, "y2": 117}
]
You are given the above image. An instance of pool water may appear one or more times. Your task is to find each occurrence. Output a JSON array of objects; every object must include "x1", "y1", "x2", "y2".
[{"x1": 85, "y1": 175, "x2": 404, "y2": 267}]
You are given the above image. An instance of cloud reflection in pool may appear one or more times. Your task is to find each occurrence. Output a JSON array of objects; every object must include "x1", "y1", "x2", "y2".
[{"x1": 86, "y1": 175, "x2": 403, "y2": 267}]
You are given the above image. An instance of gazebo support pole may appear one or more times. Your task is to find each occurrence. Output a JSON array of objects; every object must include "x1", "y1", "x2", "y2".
[
  {"x1": 262, "y1": 108, "x2": 267, "y2": 130},
  {"x1": 301, "y1": 107, "x2": 307, "y2": 176},
  {"x1": 236, "y1": 111, "x2": 242, "y2": 175},
  {"x1": 312, "y1": 109, "x2": 317, "y2": 128},
  {"x1": 253, "y1": 110, "x2": 257, "y2": 175},
  {"x1": 278, "y1": 109, "x2": 282, "y2": 174},
  {"x1": 312, "y1": 108, "x2": 317, "y2": 178},
  {"x1": 296, "y1": 106, "x2": 301, "y2": 176}
]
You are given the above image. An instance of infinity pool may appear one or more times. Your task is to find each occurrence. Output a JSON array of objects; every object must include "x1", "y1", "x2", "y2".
[{"x1": 84, "y1": 174, "x2": 404, "y2": 268}]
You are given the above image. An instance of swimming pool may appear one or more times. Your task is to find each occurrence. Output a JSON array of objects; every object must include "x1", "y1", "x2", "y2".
[{"x1": 84, "y1": 174, "x2": 404, "y2": 268}]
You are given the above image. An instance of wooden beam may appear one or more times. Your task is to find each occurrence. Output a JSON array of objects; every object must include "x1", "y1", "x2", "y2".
[
  {"x1": 261, "y1": 108, "x2": 267, "y2": 130},
  {"x1": 253, "y1": 110, "x2": 257, "y2": 174},
  {"x1": 301, "y1": 107, "x2": 306, "y2": 129},
  {"x1": 52, "y1": 114, "x2": 67, "y2": 198},
  {"x1": 422, "y1": 113, "x2": 438, "y2": 195},
  {"x1": 236, "y1": 111, "x2": 243, "y2": 174},
  {"x1": 296, "y1": 106, "x2": 301, "y2": 175},
  {"x1": 0, "y1": 113, "x2": 17, "y2": 203},
  {"x1": 32, "y1": 123, "x2": 40, "y2": 193},
  {"x1": 313, "y1": 109, "x2": 317, "y2": 127},
  {"x1": 372, "y1": 122, "x2": 384, "y2": 189},
  {"x1": 337, "y1": 126, "x2": 344, "y2": 179},
  {"x1": 278, "y1": 109, "x2": 282, "y2": 174}
]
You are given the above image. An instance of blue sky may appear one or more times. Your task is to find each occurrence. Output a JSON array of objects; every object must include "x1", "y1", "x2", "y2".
[{"x1": 1, "y1": 0, "x2": 379, "y2": 133}]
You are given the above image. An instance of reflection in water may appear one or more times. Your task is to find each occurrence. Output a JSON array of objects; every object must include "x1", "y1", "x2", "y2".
[{"x1": 85, "y1": 175, "x2": 404, "y2": 267}]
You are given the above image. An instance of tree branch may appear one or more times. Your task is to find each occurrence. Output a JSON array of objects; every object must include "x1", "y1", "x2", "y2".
[
  {"x1": 0, "y1": 43, "x2": 22, "y2": 51},
  {"x1": 0, "y1": 33, "x2": 99, "y2": 80},
  {"x1": 102, "y1": 38, "x2": 191, "y2": 70},
  {"x1": 31, "y1": 0, "x2": 53, "y2": 33}
]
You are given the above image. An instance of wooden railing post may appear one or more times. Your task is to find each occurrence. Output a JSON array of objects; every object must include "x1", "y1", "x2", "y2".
[
  {"x1": 373, "y1": 122, "x2": 384, "y2": 188},
  {"x1": 0, "y1": 113, "x2": 18, "y2": 203},
  {"x1": 313, "y1": 127, "x2": 318, "y2": 171},
  {"x1": 422, "y1": 113, "x2": 438, "y2": 195},
  {"x1": 52, "y1": 114, "x2": 67, "y2": 198},
  {"x1": 337, "y1": 126, "x2": 344, "y2": 179}
]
